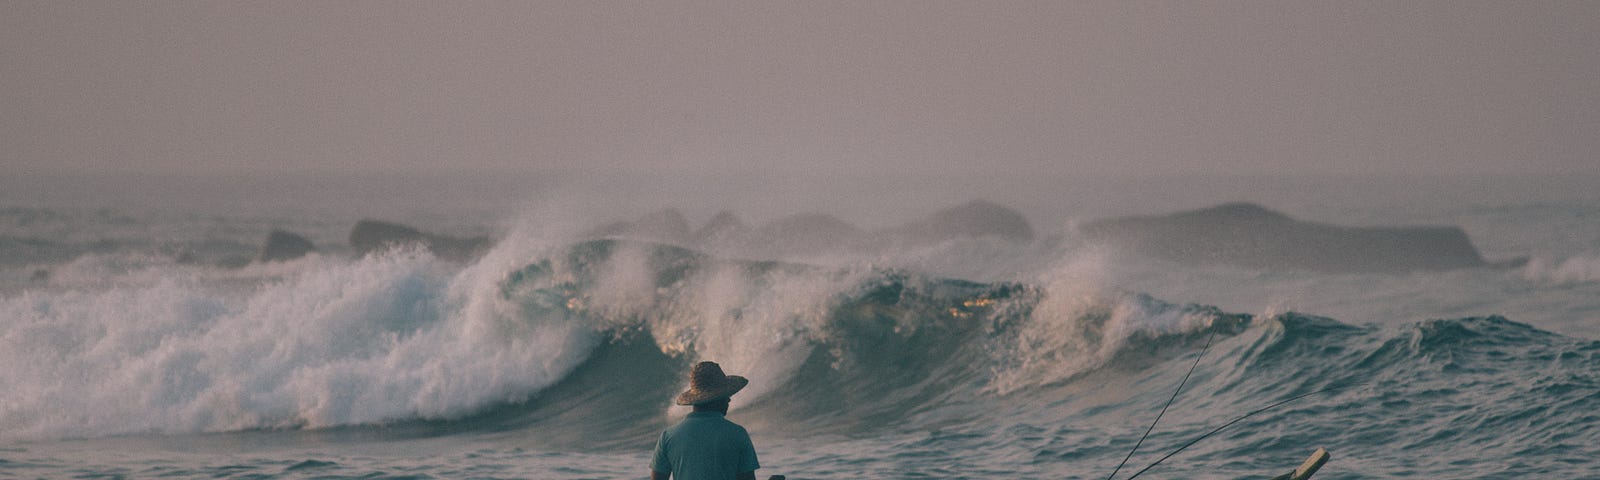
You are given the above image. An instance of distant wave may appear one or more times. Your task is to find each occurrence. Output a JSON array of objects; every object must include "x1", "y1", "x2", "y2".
[{"x1": 1522, "y1": 254, "x2": 1600, "y2": 284}]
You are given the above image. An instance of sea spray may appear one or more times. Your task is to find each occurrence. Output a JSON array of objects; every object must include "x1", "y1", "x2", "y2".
[
  {"x1": 0, "y1": 246, "x2": 601, "y2": 440},
  {"x1": 493, "y1": 239, "x2": 874, "y2": 410},
  {"x1": 2, "y1": 234, "x2": 1597, "y2": 476},
  {"x1": 982, "y1": 243, "x2": 1246, "y2": 395},
  {"x1": 1522, "y1": 253, "x2": 1600, "y2": 285}
]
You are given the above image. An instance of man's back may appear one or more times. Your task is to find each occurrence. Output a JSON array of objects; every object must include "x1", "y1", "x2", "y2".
[{"x1": 651, "y1": 411, "x2": 760, "y2": 480}]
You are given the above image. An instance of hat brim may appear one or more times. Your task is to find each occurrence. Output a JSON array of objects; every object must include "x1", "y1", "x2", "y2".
[{"x1": 674, "y1": 375, "x2": 748, "y2": 405}]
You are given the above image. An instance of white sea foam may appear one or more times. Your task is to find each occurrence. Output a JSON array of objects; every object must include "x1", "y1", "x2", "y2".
[
  {"x1": 1521, "y1": 254, "x2": 1600, "y2": 285},
  {"x1": 0, "y1": 241, "x2": 601, "y2": 440},
  {"x1": 667, "y1": 261, "x2": 865, "y2": 409},
  {"x1": 561, "y1": 239, "x2": 870, "y2": 414},
  {"x1": 0, "y1": 197, "x2": 900, "y2": 440},
  {"x1": 984, "y1": 247, "x2": 1224, "y2": 395}
]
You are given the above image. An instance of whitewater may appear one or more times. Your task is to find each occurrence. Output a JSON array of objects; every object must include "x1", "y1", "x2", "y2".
[{"x1": 1, "y1": 173, "x2": 1597, "y2": 479}]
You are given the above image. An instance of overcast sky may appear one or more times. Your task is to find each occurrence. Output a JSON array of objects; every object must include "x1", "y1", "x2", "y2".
[{"x1": 4, "y1": 1, "x2": 1598, "y2": 180}]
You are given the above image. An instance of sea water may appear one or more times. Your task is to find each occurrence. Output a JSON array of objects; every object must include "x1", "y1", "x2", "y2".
[{"x1": 1, "y1": 172, "x2": 1597, "y2": 479}]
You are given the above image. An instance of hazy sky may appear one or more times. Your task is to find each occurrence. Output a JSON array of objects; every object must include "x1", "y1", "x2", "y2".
[{"x1": 4, "y1": 1, "x2": 1598, "y2": 179}]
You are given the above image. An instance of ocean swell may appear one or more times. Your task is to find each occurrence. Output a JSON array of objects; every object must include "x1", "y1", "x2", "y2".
[
  {"x1": 0, "y1": 245, "x2": 596, "y2": 440},
  {"x1": 5, "y1": 236, "x2": 1597, "y2": 477},
  {"x1": 0, "y1": 238, "x2": 1224, "y2": 442}
]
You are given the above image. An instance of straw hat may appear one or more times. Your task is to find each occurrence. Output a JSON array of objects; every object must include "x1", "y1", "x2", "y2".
[{"x1": 675, "y1": 361, "x2": 749, "y2": 405}]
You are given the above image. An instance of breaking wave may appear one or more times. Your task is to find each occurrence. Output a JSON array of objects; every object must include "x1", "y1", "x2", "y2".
[
  {"x1": 1522, "y1": 253, "x2": 1600, "y2": 285},
  {"x1": 2, "y1": 238, "x2": 1596, "y2": 476}
]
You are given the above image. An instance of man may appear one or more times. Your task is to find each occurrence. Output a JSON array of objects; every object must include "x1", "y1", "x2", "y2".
[{"x1": 650, "y1": 361, "x2": 762, "y2": 480}]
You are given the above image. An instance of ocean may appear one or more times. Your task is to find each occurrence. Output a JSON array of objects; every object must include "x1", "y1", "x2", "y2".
[{"x1": 1, "y1": 172, "x2": 1596, "y2": 479}]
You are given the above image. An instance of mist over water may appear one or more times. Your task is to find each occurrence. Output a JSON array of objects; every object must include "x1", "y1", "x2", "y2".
[
  {"x1": 6, "y1": 1, "x2": 1599, "y2": 476},
  {"x1": 7, "y1": 169, "x2": 1596, "y2": 234}
]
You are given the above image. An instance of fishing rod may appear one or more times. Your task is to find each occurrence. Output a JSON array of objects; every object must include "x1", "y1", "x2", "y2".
[
  {"x1": 1105, "y1": 328, "x2": 1217, "y2": 480},
  {"x1": 1121, "y1": 382, "x2": 1368, "y2": 480}
]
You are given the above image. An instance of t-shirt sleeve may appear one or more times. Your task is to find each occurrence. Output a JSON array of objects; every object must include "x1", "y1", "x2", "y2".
[
  {"x1": 738, "y1": 428, "x2": 760, "y2": 473},
  {"x1": 650, "y1": 431, "x2": 672, "y2": 473}
]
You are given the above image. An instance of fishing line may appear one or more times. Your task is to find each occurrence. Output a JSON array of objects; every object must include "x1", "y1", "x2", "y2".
[
  {"x1": 1105, "y1": 328, "x2": 1216, "y2": 480},
  {"x1": 1121, "y1": 382, "x2": 1368, "y2": 480}
]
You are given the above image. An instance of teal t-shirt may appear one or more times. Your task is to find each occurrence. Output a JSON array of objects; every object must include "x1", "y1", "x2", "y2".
[{"x1": 650, "y1": 411, "x2": 760, "y2": 479}]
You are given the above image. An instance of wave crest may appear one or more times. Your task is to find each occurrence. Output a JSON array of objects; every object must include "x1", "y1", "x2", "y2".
[{"x1": 1522, "y1": 254, "x2": 1600, "y2": 284}]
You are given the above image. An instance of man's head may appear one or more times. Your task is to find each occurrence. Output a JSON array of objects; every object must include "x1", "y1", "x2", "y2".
[{"x1": 675, "y1": 361, "x2": 748, "y2": 407}]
